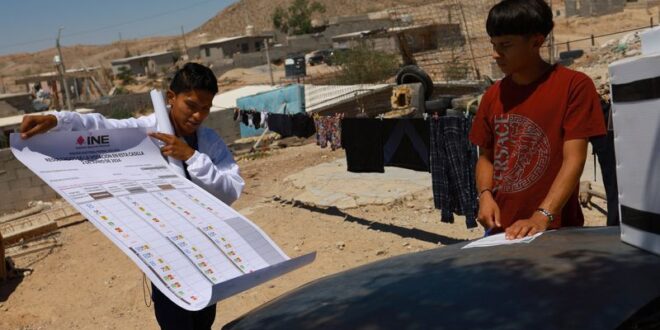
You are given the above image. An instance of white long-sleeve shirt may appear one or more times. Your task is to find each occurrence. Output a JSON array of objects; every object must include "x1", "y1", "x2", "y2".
[{"x1": 53, "y1": 111, "x2": 244, "y2": 205}]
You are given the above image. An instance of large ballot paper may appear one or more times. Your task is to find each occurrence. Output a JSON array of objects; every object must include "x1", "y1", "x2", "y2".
[{"x1": 10, "y1": 128, "x2": 315, "y2": 311}]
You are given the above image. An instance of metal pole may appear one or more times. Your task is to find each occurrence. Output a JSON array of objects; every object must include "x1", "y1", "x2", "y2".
[
  {"x1": 181, "y1": 25, "x2": 190, "y2": 60},
  {"x1": 56, "y1": 27, "x2": 73, "y2": 110},
  {"x1": 264, "y1": 39, "x2": 275, "y2": 86},
  {"x1": 548, "y1": 0, "x2": 555, "y2": 64}
]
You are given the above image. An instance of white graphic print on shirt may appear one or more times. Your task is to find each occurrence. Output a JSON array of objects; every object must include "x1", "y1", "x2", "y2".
[{"x1": 493, "y1": 114, "x2": 550, "y2": 193}]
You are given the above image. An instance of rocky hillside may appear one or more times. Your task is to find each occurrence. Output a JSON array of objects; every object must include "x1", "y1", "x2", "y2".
[{"x1": 191, "y1": 0, "x2": 428, "y2": 38}]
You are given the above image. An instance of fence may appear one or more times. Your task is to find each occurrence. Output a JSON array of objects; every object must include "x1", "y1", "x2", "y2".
[{"x1": 319, "y1": 0, "x2": 656, "y2": 84}]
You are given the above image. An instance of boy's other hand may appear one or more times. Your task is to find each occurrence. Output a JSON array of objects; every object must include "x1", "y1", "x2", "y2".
[
  {"x1": 505, "y1": 213, "x2": 549, "y2": 240},
  {"x1": 149, "y1": 132, "x2": 195, "y2": 161},
  {"x1": 477, "y1": 192, "x2": 501, "y2": 230},
  {"x1": 20, "y1": 114, "x2": 57, "y2": 139}
]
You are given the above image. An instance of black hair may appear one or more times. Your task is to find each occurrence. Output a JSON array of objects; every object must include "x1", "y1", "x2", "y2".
[
  {"x1": 486, "y1": 0, "x2": 554, "y2": 37},
  {"x1": 169, "y1": 62, "x2": 218, "y2": 95}
]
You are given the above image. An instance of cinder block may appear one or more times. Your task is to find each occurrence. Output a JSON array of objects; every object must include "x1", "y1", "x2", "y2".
[
  {"x1": 42, "y1": 189, "x2": 59, "y2": 201},
  {"x1": 19, "y1": 186, "x2": 44, "y2": 201},
  {"x1": 16, "y1": 168, "x2": 34, "y2": 179},
  {"x1": 0, "y1": 170, "x2": 17, "y2": 183},
  {"x1": 3, "y1": 160, "x2": 24, "y2": 171},
  {"x1": 29, "y1": 176, "x2": 46, "y2": 186},
  {"x1": 9, "y1": 177, "x2": 31, "y2": 190}
]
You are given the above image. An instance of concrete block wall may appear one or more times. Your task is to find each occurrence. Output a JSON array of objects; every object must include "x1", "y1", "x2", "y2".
[
  {"x1": 0, "y1": 94, "x2": 32, "y2": 113},
  {"x1": 567, "y1": 0, "x2": 627, "y2": 17},
  {"x1": 0, "y1": 148, "x2": 59, "y2": 214},
  {"x1": 206, "y1": 109, "x2": 241, "y2": 144},
  {"x1": 0, "y1": 109, "x2": 240, "y2": 215},
  {"x1": 626, "y1": 0, "x2": 660, "y2": 9}
]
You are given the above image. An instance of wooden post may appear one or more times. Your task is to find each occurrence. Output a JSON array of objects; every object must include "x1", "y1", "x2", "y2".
[{"x1": 0, "y1": 231, "x2": 6, "y2": 282}]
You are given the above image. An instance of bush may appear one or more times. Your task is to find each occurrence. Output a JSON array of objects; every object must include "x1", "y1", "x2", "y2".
[
  {"x1": 333, "y1": 46, "x2": 400, "y2": 85},
  {"x1": 117, "y1": 66, "x2": 135, "y2": 85}
]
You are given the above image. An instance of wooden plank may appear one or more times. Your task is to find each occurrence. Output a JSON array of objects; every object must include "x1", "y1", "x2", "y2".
[{"x1": 2, "y1": 220, "x2": 58, "y2": 246}]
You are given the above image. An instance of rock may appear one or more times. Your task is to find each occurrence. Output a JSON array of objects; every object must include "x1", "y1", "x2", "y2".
[
  {"x1": 294, "y1": 246, "x2": 301, "y2": 252},
  {"x1": 625, "y1": 49, "x2": 641, "y2": 57},
  {"x1": 376, "y1": 250, "x2": 387, "y2": 256},
  {"x1": 268, "y1": 284, "x2": 276, "y2": 289},
  {"x1": 406, "y1": 203, "x2": 415, "y2": 209},
  {"x1": 336, "y1": 241, "x2": 346, "y2": 250},
  {"x1": 402, "y1": 242, "x2": 410, "y2": 247}
]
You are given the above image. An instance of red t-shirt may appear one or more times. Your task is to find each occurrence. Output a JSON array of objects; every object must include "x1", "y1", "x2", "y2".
[{"x1": 469, "y1": 65, "x2": 606, "y2": 229}]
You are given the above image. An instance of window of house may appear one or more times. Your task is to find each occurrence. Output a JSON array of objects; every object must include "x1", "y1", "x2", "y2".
[
  {"x1": 255, "y1": 42, "x2": 262, "y2": 51},
  {"x1": 205, "y1": 48, "x2": 210, "y2": 57},
  {"x1": 241, "y1": 43, "x2": 249, "y2": 53}
]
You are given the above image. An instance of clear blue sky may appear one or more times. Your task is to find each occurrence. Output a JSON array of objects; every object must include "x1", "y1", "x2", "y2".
[{"x1": 0, "y1": 0, "x2": 236, "y2": 55}]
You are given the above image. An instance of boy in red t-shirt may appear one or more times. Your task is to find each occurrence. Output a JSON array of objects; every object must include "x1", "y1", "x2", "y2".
[{"x1": 469, "y1": 0, "x2": 606, "y2": 239}]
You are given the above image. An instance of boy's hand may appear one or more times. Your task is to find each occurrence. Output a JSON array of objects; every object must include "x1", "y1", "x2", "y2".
[
  {"x1": 505, "y1": 213, "x2": 549, "y2": 240},
  {"x1": 149, "y1": 132, "x2": 195, "y2": 161},
  {"x1": 20, "y1": 114, "x2": 57, "y2": 139},
  {"x1": 477, "y1": 192, "x2": 501, "y2": 230}
]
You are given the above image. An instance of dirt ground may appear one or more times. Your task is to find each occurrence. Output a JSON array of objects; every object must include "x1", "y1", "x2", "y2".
[{"x1": 0, "y1": 140, "x2": 607, "y2": 330}]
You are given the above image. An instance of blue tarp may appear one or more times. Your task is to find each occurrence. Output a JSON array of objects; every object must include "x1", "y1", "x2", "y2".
[{"x1": 236, "y1": 85, "x2": 305, "y2": 138}]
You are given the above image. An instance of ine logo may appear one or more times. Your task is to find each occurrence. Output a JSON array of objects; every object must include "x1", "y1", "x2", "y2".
[{"x1": 76, "y1": 135, "x2": 110, "y2": 146}]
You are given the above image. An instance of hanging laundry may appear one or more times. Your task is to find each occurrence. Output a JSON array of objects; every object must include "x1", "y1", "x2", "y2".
[
  {"x1": 241, "y1": 111, "x2": 250, "y2": 127},
  {"x1": 260, "y1": 112, "x2": 268, "y2": 129},
  {"x1": 291, "y1": 113, "x2": 316, "y2": 138},
  {"x1": 382, "y1": 119, "x2": 430, "y2": 172},
  {"x1": 253, "y1": 112, "x2": 262, "y2": 129},
  {"x1": 430, "y1": 112, "x2": 478, "y2": 228},
  {"x1": 341, "y1": 118, "x2": 384, "y2": 173},
  {"x1": 267, "y1": 113, "x2": 315, "y2": 138},
  {"x1": 314, "y1": 115, "x2": 342, "y2": 151}
]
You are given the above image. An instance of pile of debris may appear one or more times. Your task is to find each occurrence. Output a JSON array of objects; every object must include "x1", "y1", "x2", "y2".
[
  {"x1": 0, "y1": 200, "x2": 85, "y2": 282},
  {"x1": 573, "y1": 31, "x2": 643, "y2": 98}
]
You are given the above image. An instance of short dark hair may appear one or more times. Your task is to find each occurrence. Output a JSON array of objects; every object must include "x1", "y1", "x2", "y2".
[
  {"x1": 486, "y1": 0, "x2": 554, "y2": 37},
  {"x1": 169, "y1": 62, "x2": 218, "y2": 95}
]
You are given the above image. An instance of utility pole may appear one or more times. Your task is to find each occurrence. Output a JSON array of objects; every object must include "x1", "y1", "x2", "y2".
[
  {"x1": 264, "y1": 38, "x2": 274, "y2": 86},
  {"x1": 181, "y1": 26, "x2": 190, "y2": 60},
  {"x1": 56, "y1": 27, "x2": 73, "y2": 110}
]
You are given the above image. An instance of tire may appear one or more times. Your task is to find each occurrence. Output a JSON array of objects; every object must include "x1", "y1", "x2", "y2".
[
  {"x1": 559, "y1": 50, "x2": 584, "y2": 60},
  {"x1": 396, "y1": 65, "x2": 434, "y2": 100}
]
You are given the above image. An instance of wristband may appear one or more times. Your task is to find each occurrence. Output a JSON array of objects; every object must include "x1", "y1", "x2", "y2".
[
  {"x1": 536, "y1": 208, "x2": 555, "y2": 223},
  {"x1": 479, "y1": 188, "x2": 492, "y2": 197}
]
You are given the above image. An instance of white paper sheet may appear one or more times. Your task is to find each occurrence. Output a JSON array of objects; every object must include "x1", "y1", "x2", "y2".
[
  {"x1": 10, "y1": 128, "x2": 315, "y2": 311},
  {"x1": 150, "y1": 89, "x2": 185, "y2": 177},
  {"x1": 462, "y1": 232, "x2": 544, "y2": 249}
]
